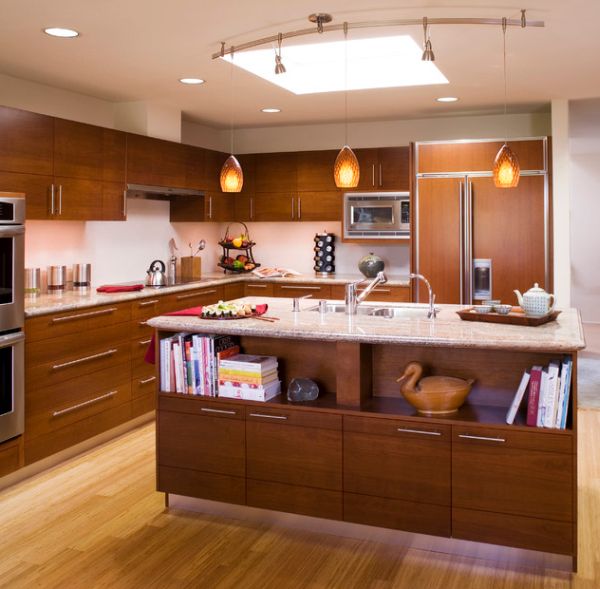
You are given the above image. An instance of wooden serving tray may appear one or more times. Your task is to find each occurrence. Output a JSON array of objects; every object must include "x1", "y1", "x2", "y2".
[{"x1": 456, "y1": 307, "x2": 561, "y2": 326}]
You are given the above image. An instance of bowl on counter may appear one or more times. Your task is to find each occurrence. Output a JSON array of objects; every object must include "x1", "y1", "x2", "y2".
[
  {"x1": 494, "y1": 304, "x2": 513, "y2": 315},
  {"x1": 473, "y1": 304, "x2": 493, "y2": 314}
]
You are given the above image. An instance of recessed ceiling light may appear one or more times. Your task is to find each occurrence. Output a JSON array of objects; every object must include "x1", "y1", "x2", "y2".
[
  {"x1": 222, "y1": 35, "x2": 448, "y2": 95},
  {"x1": 179, "y1": 78, "x2": 205, "y2": 85},
  {"x1": 43, "y1": 27, "x2": 79, "y2": 38},
  {"x1": 261, "y1": 108, "x2": 281, "y2": 113},
  {"x1": 436, "y1": 96, "x2": 458, "y2": 102}
]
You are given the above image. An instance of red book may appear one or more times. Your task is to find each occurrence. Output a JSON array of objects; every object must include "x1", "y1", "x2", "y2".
[{"x1": 526, "y1": 366, "x2": 543, "y2": 426}]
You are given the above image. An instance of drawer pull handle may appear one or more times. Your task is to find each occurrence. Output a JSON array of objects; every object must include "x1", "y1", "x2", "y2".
[
  {"x1": 52, "y1": 307, "x2": 118, "y2": 323},
  {"x1": 176, "y1": 289, "x2": 217, "y2": 300},
  {"x1": 280, "y1": 285, "x2": 321, "y2": 291},
  {"x1": 249, "y1": 413, "x2": 288, "y2": 420},
  {"x1": 139, "y1": 376, "x2": 156, "y2": 385},
  {"x1": 458, "y1": 434, "x2": 506, "y2": 443},
  {"x1": 358, "y1": 288, "x2": 391, "y2": 294},
  {"x1": 139, "y1": 339, "x2": 152, "y2": 345},
  {"x1": 139, "y1": 299, "x2": 159, "y2": 307},
  {"x1": 52, "y1": 390, "x2": 117, "y2": 417},
  {"x1": 246, "y1": 284, "x2": 268, "y2": 289},
  {"x1": 397, "y1": 427, "x2": 442, "y2": 436},
  {"x1": 52, "y1": 348, "x2": 118, "y2": 370},
  {"x1": 200, "y1": 407, "x2": 237, "y2": 416}
]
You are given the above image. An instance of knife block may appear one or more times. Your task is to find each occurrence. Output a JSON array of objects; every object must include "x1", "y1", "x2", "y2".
[{"x1": 181, "y1": 256, "x2": 201, "y2": 280}]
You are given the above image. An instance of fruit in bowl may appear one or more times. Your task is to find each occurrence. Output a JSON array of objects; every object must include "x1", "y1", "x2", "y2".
[
  {"x1": 232, "y1": 236, "x2": 243, "y2": 248},
  {"x1": 232, "y1": 260, "x2": 245, "y2": 270},
  {"x1": 236, "y1": 254, "x2": 248, "y2": 263}
]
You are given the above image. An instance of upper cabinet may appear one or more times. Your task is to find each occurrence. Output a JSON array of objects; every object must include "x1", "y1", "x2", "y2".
[
  {"x1": 417, "y1": 140, "x2": 546, "y2": 174},
  {"x1": 351, "y1": 147, "x2": 410, "y2": 191},
  {"x1": 255, "y1": 152, "x2": 297, "y2": 192},
  {"x1": 296, "y1": 150, "x2": 338, "y2": 192},
  {"x1": 0, "y1": 107, "x2": 53, "y2": 176}
]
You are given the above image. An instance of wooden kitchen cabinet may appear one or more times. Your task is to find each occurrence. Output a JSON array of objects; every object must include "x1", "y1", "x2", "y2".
[
  {"x1": 0, "y1": 106, "x2": 54, "y2": 176},
  {"x1": 296, "y1": 191, "x2": 341, "y2": 222},
  {"x1": 244, "y1": 282, "x2": 274, "y2": 297},
  {"x1": 296, "y1": 150, "x2": 338, "y2": 191},
  {"x1": 273, "y1": 283, "x2": 330, "y2": 299},
  {"x1": 252, "y1": 192, "x2": 295, "y2": 221},
  {"x1": 0, "y1": 171, "x2": 54, "y2": 219},
  {"x1": 343, "y1": 415, "x2": 451, "y2": 536},
  {"x1": 347, "y1": 147, "x2": 410, "y2": 192},
  {"x1": 255, "y1": 152, "x2": 297, "y2": 192},
  {"x1": 0, "y1": 436, "x2": 23, "y2": 477},
  {"x1": 328, "y1": 284, "x2": 411, "y2": 302}
]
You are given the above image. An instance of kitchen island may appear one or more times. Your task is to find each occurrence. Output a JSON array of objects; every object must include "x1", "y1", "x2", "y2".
[{"x1": 149, "y1": 298, "x2": 584, "y2": 570}]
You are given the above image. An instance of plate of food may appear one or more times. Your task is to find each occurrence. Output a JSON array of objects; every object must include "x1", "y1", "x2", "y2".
[{"x1": 200, "y1": 301, "x2": 268, "y2": 320}]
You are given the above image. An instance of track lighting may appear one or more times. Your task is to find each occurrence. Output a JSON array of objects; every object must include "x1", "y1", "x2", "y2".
[
  {"x1": 274, "y1": 33, "x2": 286, "y2": 74},
  {"x1": 421, "y1": 17, "x2": 435, "y2": 61},
  {"x1": 309, "y1": 13, "x2": 333, "y2": 34}
]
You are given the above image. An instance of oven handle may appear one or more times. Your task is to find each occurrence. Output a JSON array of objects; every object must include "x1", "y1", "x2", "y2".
[
  {"x1": 0, "y1": 331, "x2": 25, "y2": 348},
  {"x1": 0, "y1": 226, "x2": 25, "y2": 237}
]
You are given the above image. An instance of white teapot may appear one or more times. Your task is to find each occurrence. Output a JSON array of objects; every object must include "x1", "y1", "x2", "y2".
[{"x1": 513, "y1": 283, "x2": 555, "y2": 317}]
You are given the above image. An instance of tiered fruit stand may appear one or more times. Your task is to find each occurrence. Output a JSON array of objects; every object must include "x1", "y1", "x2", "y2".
[{"x1": 217, "y1": 222, "x2": 261, "y2": 274}]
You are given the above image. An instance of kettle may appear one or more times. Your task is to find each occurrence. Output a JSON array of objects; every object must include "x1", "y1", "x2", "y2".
[
  {"x1": 513, "y1": 283, "x2": 555, "y2": 317},
  {"x1": 146, "y1": 260, "x2": 167, "y2": 287}
]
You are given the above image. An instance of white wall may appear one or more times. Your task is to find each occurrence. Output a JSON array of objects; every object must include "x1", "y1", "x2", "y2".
[{"x1": 569, "y1": 98, "x2": 600, "y2": 322}]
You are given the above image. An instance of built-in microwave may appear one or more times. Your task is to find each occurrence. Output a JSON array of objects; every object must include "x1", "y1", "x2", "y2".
[{"x1": 343, "y1": 192, "x2": 410, "y2": 239}]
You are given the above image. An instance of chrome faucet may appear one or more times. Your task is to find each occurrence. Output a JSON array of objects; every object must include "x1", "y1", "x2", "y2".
[
  {"x1": 345, "y1": 271, "x2": 387, "y2": 315},
  {"x1": 292, "y1": 294, "x2": 313, "y2": 312},
  {"x1": 409, "y1": 273, "x2": 437, "y2": 319}
]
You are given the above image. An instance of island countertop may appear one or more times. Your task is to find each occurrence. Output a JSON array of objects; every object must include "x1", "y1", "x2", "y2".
[{"x1": 147, "y1": 297, "x2": 586, "y2": 353}]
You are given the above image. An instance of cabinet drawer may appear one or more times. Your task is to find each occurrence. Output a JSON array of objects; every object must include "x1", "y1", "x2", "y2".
[
  {"x1": 131, "y1": 296, "x2": 166, "y2": 321},
  {"x1": 26, "y1": 336, "x2": 131, "y2": 391},
  {"x1": 24, "y1": 402, "x2": 132, "y2": 465},
  {"x1": 26, "y1": 303, "x2": 131, "y2": 342},
  {"x1": 273, "y1": 283, "x2": 331, "y2": 298},
  {"x1": 345, "y1": 415, "x2": 450, "y2": 439},
  {"x1": 344, "y1": 424, "x2": 450, "y2": 506},
  {"x1": 130, "y1": 318, "x2": 154, "y2": 341},
  {"x1": 26, "y1": 363, "x2": 132, "y2": 438},
  {"x1": 452, "y1": 438, "x2": 573, "y2": 522},
  {"x1": 244, "y1": 282, "x2": 274, "y2": 296},
  {"x1": 161, "y1": 286, "x2": 223, "y2": 312},
  {"x1": 452, "y1": 425, "x2": 573, "y2": 454},
  {"x1": 131, "y1": 379, "x2": 156, "y2": 416},
  {"x1": 246, "y1": 420, "x2": 342, "y2": 491},
  {"x1": 223, "y1": 282, "x2": 245, "y2": 300},
  {"x1": 158, "y1": 410, "x2": 245, "y2": 476},
  {"x1": 158, "y1": 396, "x2": 243, "y2": 419},
  {"x1": 344, "y1": 493, "x2": 451, "y2": 537},
  {"x1": 247, "y1": 479, "x2": 342, "y2": 520},
  {"x1": 158, "y1": 465, "x2": 245, "y2": 505},
  {"x1": 452, "y1": 508, "x2": 573, "y2": 555},
  {"x1": 132, "y1": 371, "x2": 157, "y2": 399},
  {"x1": 357, "y1": 285, "x2": 411, "y2": 303},
  {"x1": 245, "y1": 406, "x2": 341, "y2": 430},
  {"x1": 131, "y1": 338, "x2": 154, "y2": 379},
  {"x1": 0, "y1": 436, "x2": 23, "y2": 477}
]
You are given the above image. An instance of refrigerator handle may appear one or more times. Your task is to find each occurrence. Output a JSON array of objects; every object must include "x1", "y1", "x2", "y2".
[
  {"x1": 459, "y1": 182, "x2": 464, "y2": 305},
  {"x1": 466, "y1": 180, "x2": 474, "y2": 304}
]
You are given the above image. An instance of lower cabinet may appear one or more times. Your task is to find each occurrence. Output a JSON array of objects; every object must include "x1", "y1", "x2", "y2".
[{"x1": 0, "y1": 436, "x2": 23, "y2": 477}]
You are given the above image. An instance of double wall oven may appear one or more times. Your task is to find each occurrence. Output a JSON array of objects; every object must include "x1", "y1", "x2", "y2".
[{"x1": 0, "y1": 193, "x2": 25, "y2": 445}]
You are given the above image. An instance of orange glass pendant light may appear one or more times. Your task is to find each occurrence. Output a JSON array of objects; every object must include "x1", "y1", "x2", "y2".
[
  {"x1": 220, "y1": 155, "x2": 244, "y2": 192},
  {"x1": 334, "y1": 145, "x2": 360, "y2": 188},
  {"x1": 493, "y1": 143, "x2": 520, "y2": 188}
]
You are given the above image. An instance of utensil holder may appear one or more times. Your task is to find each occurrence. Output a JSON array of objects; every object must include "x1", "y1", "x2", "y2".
[{"x1": 181, "y1": 256, "x2": 202, "y2": 280}]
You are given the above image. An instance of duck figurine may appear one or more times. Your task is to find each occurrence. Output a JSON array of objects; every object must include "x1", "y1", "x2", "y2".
[{"x1": 396, "y1": 362, "x2": 474, "y2": 415}]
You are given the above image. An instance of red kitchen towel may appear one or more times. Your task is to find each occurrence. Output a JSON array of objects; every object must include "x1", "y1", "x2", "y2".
[
  {"x1": 143, "y1": 303, "x2": 268, "y2": 365},
  {"x1": 97, "y1": 284, "x2": 145, "y2": 293}
]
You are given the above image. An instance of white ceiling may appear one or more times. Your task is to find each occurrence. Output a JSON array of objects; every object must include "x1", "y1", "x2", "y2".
[{"x1": 0, "y1": 0, "x2": 598, "y2": 129}]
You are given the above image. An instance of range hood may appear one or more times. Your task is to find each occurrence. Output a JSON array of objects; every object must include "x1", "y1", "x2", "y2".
[{"x1": 126, "y1": 183, "x2": 203, "y2": 200}]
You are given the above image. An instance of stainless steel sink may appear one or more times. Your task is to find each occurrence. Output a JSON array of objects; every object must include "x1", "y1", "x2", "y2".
[{"x1": 309, "y1": 302, "x2": 439, "y2": 318}]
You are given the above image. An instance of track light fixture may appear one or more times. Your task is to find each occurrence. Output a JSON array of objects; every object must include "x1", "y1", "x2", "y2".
[
  {"x1": 274, "y1": 33, "x2": 286, "y2": 74},
  {"x1": 308, "y1": 13, "x2": 333, "y2": 34},
  {"x1": 421, "y1": 17, "x2": 435, "y2": 62}
]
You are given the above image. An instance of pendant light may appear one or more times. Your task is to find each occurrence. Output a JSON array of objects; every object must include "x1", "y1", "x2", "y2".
[
  {"x1": 220, "y1": 44, "x2": 244, "y2": 193},
  {"x1": 334, "y1": 22, "x2": 359, "y2": 189},
  {"x1": 493, "y1": 18, "x2": 520, "y2": 188}
]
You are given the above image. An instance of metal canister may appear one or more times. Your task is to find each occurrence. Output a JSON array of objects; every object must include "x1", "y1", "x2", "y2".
[
  {"x1": 73, "y1": 263, "x2": 92, "y2": 291},
  {"x1": 25, "y1": 268, "x2": 41, "y2": 297},
  {"x1": 47, "y1": 265, "x2": 67, "y2": 291}
]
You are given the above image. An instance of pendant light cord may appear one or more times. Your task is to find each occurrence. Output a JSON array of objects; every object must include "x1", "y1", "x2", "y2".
[
  {"x1": 502, "y1": 17, "x2": 508, "y2": 142},
  {"x1": 344, "y1": 21, "x2": 348, "y2": 147},
  {"x1": 230, "y1": 47, "x2": 235, "y2": 155}
]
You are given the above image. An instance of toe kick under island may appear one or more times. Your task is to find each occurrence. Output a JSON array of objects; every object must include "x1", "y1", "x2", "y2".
[{"x1": 148, "y1": 297, "x2": 585, "y2": 571}]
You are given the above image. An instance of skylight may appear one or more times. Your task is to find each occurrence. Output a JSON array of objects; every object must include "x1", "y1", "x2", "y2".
[{"x1": 222, "y1": 35, "x2": 448, "y2": 95}]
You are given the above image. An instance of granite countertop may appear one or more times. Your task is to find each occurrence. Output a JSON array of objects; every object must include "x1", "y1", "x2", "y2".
[
  {"x1": 147, "y1": 297, "x2": 586, "y2": 353},
  {"x1": 24, "y1": 272, "x2": 412, "y2": 317}
]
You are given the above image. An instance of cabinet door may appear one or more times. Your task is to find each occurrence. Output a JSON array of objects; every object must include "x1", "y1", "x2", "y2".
[
  {"x1": 296, "y1": 150, "x2": 338, "y2": 191},
  {"x1": 0, "y1": 171, "x2": 53, "y2": 219},
  {"x1": 54, "y1": 119, "x2": 126, "y2": 182},
  {"x1": 350, "y1": 148, "x2": 379, "y2": 191},
  {"x1": 378, "y1": 147, "x2": 410, "y2": 190},
  {"x1": 0, "y1": 106, "x2": 53, "y2": 175},
  {"x1": 252, "y1": 192, "x2": 294, "y2": 221},
  {"x1": 297, "y1": 191, "x2": 341, "y2": 222},
  {"x1": 202, "y1": 149, "x2": 224, "y2": 192},
  {"x1": 273, "y1": 283, "x2": 330, "y2": 299},
  {"x1": 52, "y1": 177, "x2": 104, "y2": 220},
  {"x1": 234, "y1": 195, "x2": 253, "y2": 221},
  {"x1": 161, "y1": 286, "x2": 223, "y2": 312},
  {"x1": 255, "y1": 152, "x2": 297, "y2": 192},
  {"x1": 126, "y1": 134, "x2": 187, "y2": 188},
  {"x1": 470, "y1": 175, "x2": 546, "y2": 305},
  {"x1": 102, "y1": 182, "x2": 127, "y2": 221},
  {"x1": 416, "y1": 177, "x2": 463, "y2": 304},
  {"x1": 205, "y1": 192, "x2": 235, "y2": 222}
]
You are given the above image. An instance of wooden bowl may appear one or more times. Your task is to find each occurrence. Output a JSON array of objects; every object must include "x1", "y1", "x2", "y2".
[{"x1": 397, "y1": 362, "x2": 474, "y2": 415}]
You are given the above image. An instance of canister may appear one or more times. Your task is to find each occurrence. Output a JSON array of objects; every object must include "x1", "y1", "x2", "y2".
[
  {"x1": 47, "y1": 265, "x2": 67, "y2": 291},
  {"x1": 25, "y1": 268, "x2": 41, "y2": 297},
  {"x1": 73, "y1": 263, "x2": 92, "y2": 291}
]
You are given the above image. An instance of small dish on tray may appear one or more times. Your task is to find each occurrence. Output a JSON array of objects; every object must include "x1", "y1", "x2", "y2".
[{"x1": 200, "y1": 301, "x2": 268, "y2": 320}]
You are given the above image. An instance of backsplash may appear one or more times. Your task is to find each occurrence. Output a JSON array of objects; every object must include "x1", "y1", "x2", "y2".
[{"x1": 25, "y1": 200, "x2": 411, "y2": 288}]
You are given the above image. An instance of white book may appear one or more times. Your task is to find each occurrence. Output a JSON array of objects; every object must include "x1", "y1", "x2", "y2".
[
  {"x1": 543, "y1": 362, "x2": 561, "y2": 428},
  {"x1": 160, "y1": 339, "x2": 167, "y2": 392},
  {"x1": 172, "y1": 342, "x2": 182, "y2": 393},
  {"x1": 559, "y1": 359, "x2": 573, "y2": 429},
  {"x1": 537, "y1": 368, "x2": 549, "y2": 427},
  {"x1": 506, "y1": 370, "x2": 531, "y2": 424},
  {"x1": 555, "y1": 359, "x2": 568, "y2": 428}
]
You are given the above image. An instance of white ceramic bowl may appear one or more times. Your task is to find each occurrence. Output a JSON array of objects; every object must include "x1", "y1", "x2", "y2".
[
  {"x1": 473, "y1": 305, "x2": 492, "y2": 314},
  {"x1": 495, "y1": 304, "x2": 513, "y2": 315}
]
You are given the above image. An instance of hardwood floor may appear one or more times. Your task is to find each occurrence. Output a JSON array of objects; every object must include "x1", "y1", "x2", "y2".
[{"x1": 0, "y1": 413, "x2": 599, "y2": 589}]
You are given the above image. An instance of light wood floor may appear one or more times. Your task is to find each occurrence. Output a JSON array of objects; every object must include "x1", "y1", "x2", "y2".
[{"x1": 0, "y1": 412, "x2": 599, "y2": 589}]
